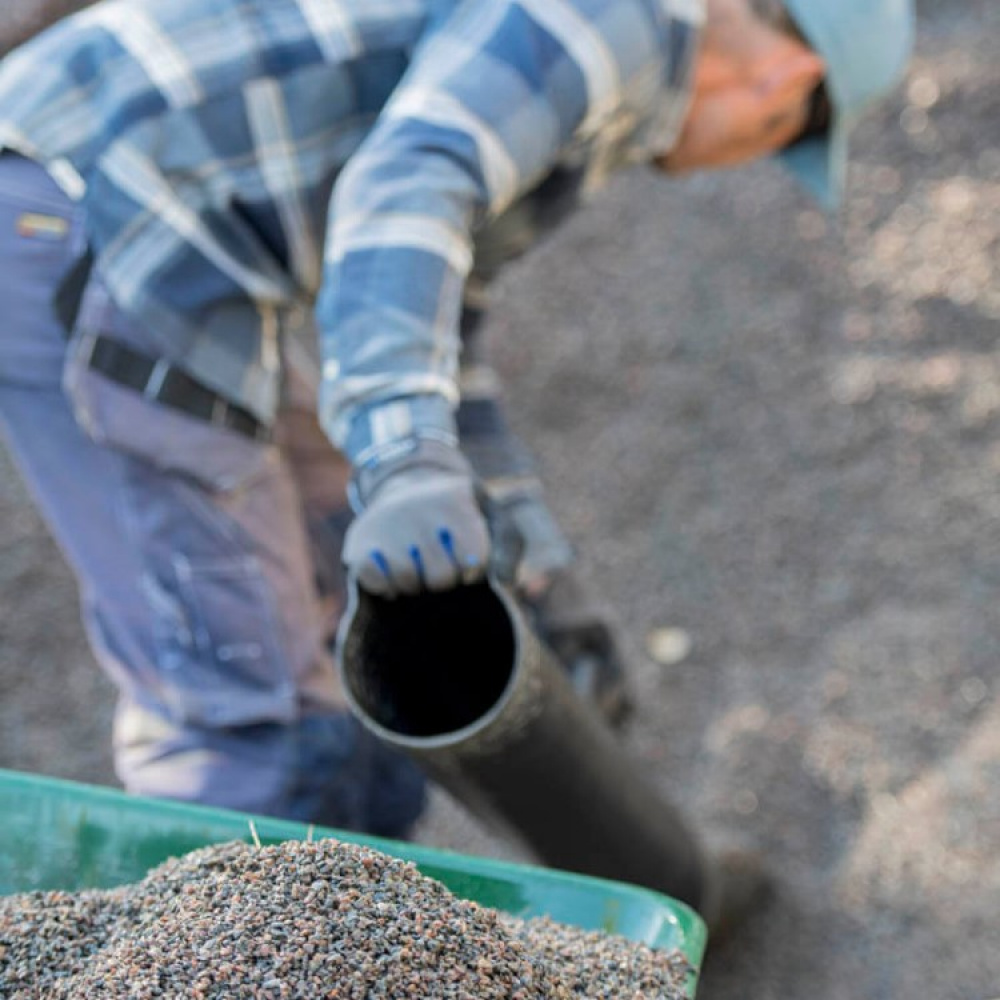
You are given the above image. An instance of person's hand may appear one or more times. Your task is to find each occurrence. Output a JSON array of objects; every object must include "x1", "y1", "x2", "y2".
[
  {"x1": 480, "y1": 486, "x2": 634, "y2": 727},
  {"x1": 343, "y1": 438, "x2": 490, "y2": 597},
  {"x1": 517, "y1": 565, "x2": 634, "y2": 727}
]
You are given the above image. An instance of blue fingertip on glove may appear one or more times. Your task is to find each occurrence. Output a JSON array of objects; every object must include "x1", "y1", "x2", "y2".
[
  {"x1": 370, "y1": 549, "x2": 392, "y2": 581},
  {"x1": 409, "y1": 545, "x2": 426, "y2": 587}
]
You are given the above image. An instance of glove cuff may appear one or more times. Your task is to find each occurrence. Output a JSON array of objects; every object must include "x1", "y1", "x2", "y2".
[
  {"x1": 349, "y1": 435, "x2": 475, "y2": 512},
  {"x1": 340, "y1": 395, "x2": 458, "y2": 469}
]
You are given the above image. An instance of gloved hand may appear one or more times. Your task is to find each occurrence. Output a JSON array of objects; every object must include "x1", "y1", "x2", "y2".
[
  {"x1": 517, "y1": 565, "x2": 634, "y2": 727},
  {"x1": 484, "y1": 486, "x2": 574, "y2": 588},
  {"x1": 343, "y1": 438, "x2": 490, "y2": 597},
  {"x1": 454, "y1": 379, "x2": 633, "y2": 726}
]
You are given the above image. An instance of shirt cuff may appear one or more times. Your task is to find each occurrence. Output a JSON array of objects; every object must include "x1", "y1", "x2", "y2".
[
  {"x1": 637, "y1": 3, "x2": 705, "y2": 159},
  {"x1": 339, "y1": 394, "x2": 459, "y2": 468}
]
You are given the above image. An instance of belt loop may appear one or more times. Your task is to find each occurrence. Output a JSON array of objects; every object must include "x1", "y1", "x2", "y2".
[
  {"x1": 144, "y1": 358, "x2": 170, "y2": 399},
  {"x1": 77, "y1": 328, "x2": 100, "y2": 366},
  {"x1": 211, "y1": 396, "x2": 226, "y2": 425},
  {"x1": 259, "y1": 302, "x2": 280, "y2": 374}
]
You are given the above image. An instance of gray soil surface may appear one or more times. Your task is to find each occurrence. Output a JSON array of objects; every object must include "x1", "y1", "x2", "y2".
[{"x1": 2, "y1": 2, "x2": 998, "y2": 997}]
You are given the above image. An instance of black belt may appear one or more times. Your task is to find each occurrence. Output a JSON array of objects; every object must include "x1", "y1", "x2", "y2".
[{"x1": 82, "y1": 334, "x2": 270, "y2": 442}]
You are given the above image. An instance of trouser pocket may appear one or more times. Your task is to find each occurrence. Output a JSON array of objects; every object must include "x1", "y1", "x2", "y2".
[
  {"x1": 59, "y1": 283, "x2": 337, "y2": 727},
  {"x1": 117, "y1": 447, "x2": 310, "y2": 727}
]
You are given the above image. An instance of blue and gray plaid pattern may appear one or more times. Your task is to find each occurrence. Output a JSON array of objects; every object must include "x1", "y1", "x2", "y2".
[{"x1": 0, "y1": 0, "x2": 701, "y2": 463}]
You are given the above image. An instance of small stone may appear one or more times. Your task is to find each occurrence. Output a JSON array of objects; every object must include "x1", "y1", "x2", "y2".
[
  {"x1": 907, "y1": 75, "x2": 941, "y2": 109},
  {"x1": 646, "y1": 627, "x2": 693, "y2": 666},
  {"x1": 959, "y1": 677, "x2": 988, "y2": 707}
]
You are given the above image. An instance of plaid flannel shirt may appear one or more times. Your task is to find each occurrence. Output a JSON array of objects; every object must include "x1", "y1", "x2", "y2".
[{"x1": 0, "y1": 0, "x2": 701, "y2": 465}]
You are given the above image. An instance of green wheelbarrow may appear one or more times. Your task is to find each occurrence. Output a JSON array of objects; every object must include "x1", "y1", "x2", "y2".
[{"x1": 0, "y1": 768, "x2": 705, "y2": 996}]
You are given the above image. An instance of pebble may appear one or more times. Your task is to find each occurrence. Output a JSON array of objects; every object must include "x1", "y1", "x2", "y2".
[
  {"x1": 0, "y1": 838, "x2": 692, "y2": 999},
  {"x1": 645, "y1": 628, "x2": 694, "y2": 667}
]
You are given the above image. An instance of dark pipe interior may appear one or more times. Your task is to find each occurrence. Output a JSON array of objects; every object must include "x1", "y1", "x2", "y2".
[{"x1": 342, "y1": 581, "x2": 517, "y2": 738}]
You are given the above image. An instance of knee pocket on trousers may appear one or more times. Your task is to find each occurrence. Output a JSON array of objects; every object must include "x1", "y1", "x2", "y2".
[
  {"x1": 123, "y1": 461, "x2": 299, "y2": 729},
  {"x1": 149, "y1": 555, "x2": 296, "y2": 728}
]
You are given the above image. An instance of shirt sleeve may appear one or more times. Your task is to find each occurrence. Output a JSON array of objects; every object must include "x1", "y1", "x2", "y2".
[{"x1": 317, "y1": 0, "x2": 697, "y2": 467}]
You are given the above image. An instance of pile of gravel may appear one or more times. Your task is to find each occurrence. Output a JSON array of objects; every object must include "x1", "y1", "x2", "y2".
[{"x1": 0, "y1": 838, "x2": 692, "y2": 999}]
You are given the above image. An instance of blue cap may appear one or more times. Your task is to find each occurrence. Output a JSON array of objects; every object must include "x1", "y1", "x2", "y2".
[{"x1": 779, "y1": 0, "x2": 916, "y2": 209}]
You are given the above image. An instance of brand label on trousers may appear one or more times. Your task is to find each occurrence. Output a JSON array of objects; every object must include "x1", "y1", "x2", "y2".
[{"x1": 16, "y1": 212, "x2": 70, "y2": 240}]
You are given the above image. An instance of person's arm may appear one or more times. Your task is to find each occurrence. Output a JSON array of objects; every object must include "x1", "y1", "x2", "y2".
[
  {"x1": 318, "y1": 0, "x2": 688, "y2": 467},
  {"x1": 0, "y1": 0, "x2": 97, "y2": 59},
  {"x1": 329, "y1": 0, "x2": 702, "y2": 595}
]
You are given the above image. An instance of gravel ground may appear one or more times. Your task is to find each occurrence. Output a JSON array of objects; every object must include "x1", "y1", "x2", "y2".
[{"x1": 1, "y1": 2, "x2": 998, "y2": 998}]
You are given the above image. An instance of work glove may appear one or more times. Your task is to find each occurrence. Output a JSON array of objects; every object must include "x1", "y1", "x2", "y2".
[
  {"x1": 484, "y1": 485, "x2": 574, "y2": 588},
  {"x1": 455, "y1": 368, "x2": 633, "y2": 727},
  {"x1": 517, "y1": 565, "x2": 634, "y2": 727},
  {"x1": 343, "y1": 438, "x2": 490, "y2": 598},
  {"x1": 477, "y1": 480, "x2": 634, "y2": 728}
]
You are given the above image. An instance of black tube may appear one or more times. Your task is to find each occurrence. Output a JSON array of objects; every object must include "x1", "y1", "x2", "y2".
[{"x1": 338, "y1": 579, "x2": 710, "y2": 910}]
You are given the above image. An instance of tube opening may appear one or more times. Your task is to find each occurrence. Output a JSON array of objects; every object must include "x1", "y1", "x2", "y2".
[{"x1": 341, "y1": 581, "x2": 517, "y2": 740}]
